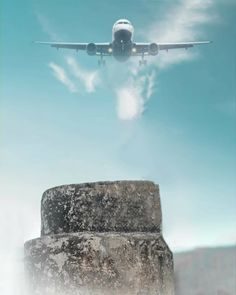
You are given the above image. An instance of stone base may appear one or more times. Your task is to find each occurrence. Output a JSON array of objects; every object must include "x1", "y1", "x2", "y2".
[{"x1": 25, "y1": 232, "x2": 174, "y2": 295}]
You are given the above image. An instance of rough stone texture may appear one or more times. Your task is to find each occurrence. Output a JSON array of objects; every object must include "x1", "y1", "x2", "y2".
[
  {"x1": 41, "y1": 181, "x2": 162, "y2": 235},
  {"x1": 24, "y1": 181, "x2": 174, "y2": 295}
]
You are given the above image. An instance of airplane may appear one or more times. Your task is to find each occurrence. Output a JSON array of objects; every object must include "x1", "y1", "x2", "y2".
[{"x1": 36, "y1": 19, "x2": 211, "y2": 66}]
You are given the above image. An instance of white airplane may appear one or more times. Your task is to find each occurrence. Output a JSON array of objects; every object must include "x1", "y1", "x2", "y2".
[{"x1": 36, "y1": 19, "x2": 211, "y2": 66}]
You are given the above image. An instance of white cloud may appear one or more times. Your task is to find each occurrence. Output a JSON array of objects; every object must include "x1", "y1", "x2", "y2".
[
  {"x1": 66, "y1": 57, "x2": 100, "y2": 93},
  {"x1": 36, "y1": 13, "x2": 61, "y2": 41},
  {"x1": 147, "y1": 0, "x2": 215, "y2": 69},
  {"x1": 115, "y1": 71, "x2": 155, "y2": 121},
  {"x1": 146, "y1": 71, "x2": 156, "y2": 99},
  {"x1": 36, "y1": 14, "x2": 100, "y2": 94},
  {"x1": 49, "y1": 58, "x2": 100, "y2": 94},
  {"x1": 116, "y1": 77, "x2": 144, "y2": 121},
  {"x1": 49, "y1": 62, "x2": 77, "y2": 93}
]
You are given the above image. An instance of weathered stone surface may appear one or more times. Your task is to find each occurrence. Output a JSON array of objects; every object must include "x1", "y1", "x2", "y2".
[
  {"x1": 25, "y1": 233, "x2": 173, "y2": 295},
  {"x1": 24, "y1": 181, "x2": 174, "y2": 295},
  {"x1": 41, "y1": 181, "x2": 162, "y2": 236}
]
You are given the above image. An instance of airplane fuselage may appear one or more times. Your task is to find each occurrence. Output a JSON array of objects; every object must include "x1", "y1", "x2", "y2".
[{"x1": 112, "y1": 19, "x2": 134, "y2": 62}]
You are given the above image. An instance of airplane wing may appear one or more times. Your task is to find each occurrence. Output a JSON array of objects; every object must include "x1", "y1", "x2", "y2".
[
  {"x1": 35, "y1": 42, "x2": 112, "y2": 55},
  {"x1": 133, "y1": 41, "x2": 211, "y2": 55},
  {"x1": 158, "y1": 41, "x2": 212, "y2": 50}
]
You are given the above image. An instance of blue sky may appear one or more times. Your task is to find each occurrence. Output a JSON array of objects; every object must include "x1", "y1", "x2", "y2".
[{"x1": 0, "y1": 0, "x2": 235, "y2": 270}]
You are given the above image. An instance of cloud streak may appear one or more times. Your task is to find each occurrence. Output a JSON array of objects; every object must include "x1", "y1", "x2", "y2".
[
  {"x1": 36, "y1": 13, "x2": 62, "y2": 41},
  {"x1": 48, "y1": 58, "x2": 101, "y2": 94},
  {"x1": 49, "y1": 62, "x2": 77, "y2": 93},
  {"x1": 66, "y1": 57, "x2": 101, "y2": 93},
  {"x1": 147, "y1": 0, "x2": 214, "y2": 69}
]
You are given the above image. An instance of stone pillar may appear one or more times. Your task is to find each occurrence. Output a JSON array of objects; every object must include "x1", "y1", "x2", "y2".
[{"x1": 24, "y1": 181, "x2": 174, "y2": 295}]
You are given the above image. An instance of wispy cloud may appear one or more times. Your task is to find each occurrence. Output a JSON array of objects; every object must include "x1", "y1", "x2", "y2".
[
  {"x1": 147, "y1": 0, "x2": 215, "y2": 69},
  {"x1": 66, "y1": 57, "x2": 101, "y2": 93},
  {"x1": 146, "y1": 71, "x2": 156, "y2": 99},
  {"x1": 48, "y1": 58, "x2": 101, "y2": 94},
  {"x1": 36, "y1": 13, "x2": 100, "y2": 94},
  {"x1": 49, "y1": 62, "x2": 77, "y2": 93},
  {"x1": 115, "y1": 71, "x2": 156, "y2": 121},
  {"x1": 36, "y1": 13, "x2": 61, "y2": 41},
  {"x1": 116, "y1": 77, "x2": 144, "y2": 121}
]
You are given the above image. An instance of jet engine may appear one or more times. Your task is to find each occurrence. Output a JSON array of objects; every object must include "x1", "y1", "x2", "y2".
[
  {"x1": 149, "y1": 43, "x2": 158, "y2": 55},
  {"x1": 87, "y1": 43, "x2": 97, "y2": 55}
]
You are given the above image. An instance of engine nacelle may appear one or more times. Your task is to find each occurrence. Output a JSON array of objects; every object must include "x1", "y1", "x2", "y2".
[
  {"x1": 149, "y1": 43, "x2": 158, "y2": 55},
  {"x1": 87, "y1": 43, "x2": 97, "y2": 56}
]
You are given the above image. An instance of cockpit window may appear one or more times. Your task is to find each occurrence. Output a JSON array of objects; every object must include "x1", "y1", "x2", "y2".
[{"x1": 118, "y1": 21, "x2": 130, "y2": 24}]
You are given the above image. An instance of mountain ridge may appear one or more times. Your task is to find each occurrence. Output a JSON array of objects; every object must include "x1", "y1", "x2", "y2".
[{"x1": 174, "y1": 245, "x2": 236, "y2": 295}]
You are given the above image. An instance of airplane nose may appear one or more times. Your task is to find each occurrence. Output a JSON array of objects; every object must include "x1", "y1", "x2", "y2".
[{"x1": 114, "y1": 29, "x2": 132, "y2": 42}]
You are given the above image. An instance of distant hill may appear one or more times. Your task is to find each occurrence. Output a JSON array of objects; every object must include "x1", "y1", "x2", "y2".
[{"x1": 174, "y1": 246, "x2": 236, "y2": 295}]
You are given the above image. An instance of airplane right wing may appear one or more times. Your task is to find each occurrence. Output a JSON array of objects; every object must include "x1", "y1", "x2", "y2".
[
  {"x1": 158, "y1": 41, "x2": 212, "y2": 51},
  {"x1": 133, "y1": 41, "x2": 212, "y2": 55}
]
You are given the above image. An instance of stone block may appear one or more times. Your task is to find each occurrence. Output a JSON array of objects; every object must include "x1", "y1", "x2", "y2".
[{"x1": 24, "y1": 181, "x2": 174, "y2": 295}]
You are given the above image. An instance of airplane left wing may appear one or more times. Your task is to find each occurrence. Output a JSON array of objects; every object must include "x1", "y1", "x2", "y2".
[
  {"x1": 132, "y1": 41, "x2": 211, "y2": 55},
  {"x1": 35, "y1": 42, "x2": 112, "y2": 55}
]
